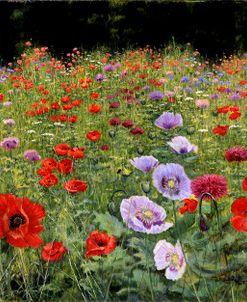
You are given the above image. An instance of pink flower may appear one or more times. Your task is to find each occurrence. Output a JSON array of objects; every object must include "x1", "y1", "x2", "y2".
[{"x1": 191, "y1": 174, "x2": 228, "y2": 200}]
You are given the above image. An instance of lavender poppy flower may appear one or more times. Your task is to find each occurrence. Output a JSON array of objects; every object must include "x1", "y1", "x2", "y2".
[
  {"x1": 120, "y1": 196, "x2": 173, "y2": 234},
  {"x1": 167, "y1": 136, "x2": 198, "y2": 154},
  {"x1": 103, "y1": 64, "x2": 113, "y2": 72},
  {"x1": 95, "y1": 73, "x2": 106, "y2": 81},
  {"x1": 153, "y1": 240, "x2": 186, "y2": 280},
  {"x1": 3, "y1": 119, "x2": 15, "y2": 126},
  {"x1": 143, "y1": 85, "x2": 150, "y2": 90},
  {"x1": 149, "y1": 91, "x2": 164, "y2": 100},
  {"x1": 229, "y1": 94, "x2": 241, "y2": 101},
  {"x1": 0, "y1": 137, "x2": 20, "y2": 150},
  {"x1": 195, "y1": 99, "x2": 209, "y2": 108},
  {"x1": 3, "y1": 101, "x2": 12, "y2": 107},
  {"x1": 153, "y1": 163, "x2": 191, "y2": 200},
  {"x1": 180, "y1": 76, "x2": 189, "y2": 83},
  {"x1": 210, "y1": 93, "x2": 220, "y2": 100},
  {"x1": 154, "y1": 112, "x2": 183, "y2": 130},
  {"x1": 24, "y1": 149, "x2": 41, "y2": 161},
  {"x1": 130, "y1": 156, "x2": 159, "y2": 173}
]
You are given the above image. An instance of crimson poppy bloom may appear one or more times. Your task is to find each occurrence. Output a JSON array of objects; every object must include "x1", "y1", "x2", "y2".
[
  {"x1": 191, "y1": 174, "x2": 228, "y2": 200},
  {"x1": 229, "y1": 111, "x2": 241, "y2": 120},
  {"x1": 58, "y1": 114, "x2": 67, "y2": 122},
  {"x1": 217, "y1": 106, "x2": 230, "y2": 114},
  {"x1": 71, "y1": 99, "x2": 82, "y2": 107},
  {"x1": 91, "y1": 92, "x2": 100, "y2": 99},
  {"x1": 212, "y1": 125, "x2": 229, "y2": 136},
  {"x1": 225, "y1": 146, "x2": 247, "y2": 162},
  {"x1": 57, "y1": 159, "x2": 73, "y2": 174},
  {"x1": 242, "y1": 177, "x2": 247, "y2": 192},
  {"x1": 86, "y1": 230, "x2": 116, "y2": 257},
  {"x1": 109, "y1": 117, "x2": 121, "y2": 126},
  {"x1": 68, "y1": 148, "x2": 84, "y2": 159},
  {"x1": 130, "y1": 127, "x2": 144, "y2": 135},
  {"x1": 63, "y1": 180, "x2": 87, "y2": 193},
  {"x1": 39, "y1": 174, "x2": 58, "y2": 187},
  {"x1": 41, "y1": 158, "x2": 57, "y2": 169},
  {"x1": 0, "y1": 194, "x2": 45, "y2": 248},
  {"x1": 100, "y1": 144, "x2": 109, "y2": 151},
  {"x1": 86, "y1": 130, "x2": 101, "y2": 141},
  {"x1": 37, "y1": 167, "x2": 53, "y2": 177},
  {"x1": 88, "y1": 104, "x2": 101, "y2": 113},
  {"x1": 54, "y1": 143, "x2": 71, "y2": 156},
  {"x1": 42, "y1": 241, "x2": 67, "y2": 261},
  {"x1": 230, "y1": 197, "x2": 247, "y2": 232},
  {"x1": 122, "y1": 120, "x2": 134, "y2": 128},
  {"x1": 178, "y1": 197, "x2": 198, "y2": 215},
  {"x1": 61, "y1": 96, "x2": 70, "y2": 103}
]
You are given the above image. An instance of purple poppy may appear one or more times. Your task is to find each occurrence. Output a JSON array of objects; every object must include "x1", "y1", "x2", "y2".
[
  {"x1": 153, "y1": 240, "x2": 186, "y2": 280},
  {"x1": 153, "y1": 163, "x2": 191, "y2": 200},
  {"x1": 130, "y1": 156, "x2": 159, "y2": 173},
  {"x1": 120, "y1": 196, "x2": 173, "y2": 234},
  {"x1": 167, "y1": 136, "x2": 198, "y2": 154},
  {"x1": 229, "y1": 94, "x2": 241, "y2": 101},
  {"x1": 103, "y1": 64, "x2": 113, "y2": 72},
  {"x1": 3, "y1": 119, "x2": 15, "y2": 126},
  {"x1": 195, "y1": 99, "x2": 209, "y2": 109},
  {"x1": 95, "y1": 73, "x2": 106, "y2": 82},
  {"x1": 0, "y1": 137, "x2": 20, "y2": 150},
  {"x1": 149, "y1": 91, "x2": 164, "y2": 100},
  {"x1": 154, "y1": 112, "x2": 183, "y2": 130},
  {"x1": 24, "y1": 149, "x2": 41, "y2": 161},
  {"x1": 3, "y1": 101, "x2": 12, "y2": 107}
]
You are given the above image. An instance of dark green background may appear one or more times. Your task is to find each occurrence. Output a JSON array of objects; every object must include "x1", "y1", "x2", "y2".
[{"x1": 0, "y1": 0, "x2": 246, "y2": 61}]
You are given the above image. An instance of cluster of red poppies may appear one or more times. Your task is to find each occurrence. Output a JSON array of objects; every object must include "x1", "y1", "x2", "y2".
[{"x1": 37, "y1": 143, "x2": 87, "y2": 193}]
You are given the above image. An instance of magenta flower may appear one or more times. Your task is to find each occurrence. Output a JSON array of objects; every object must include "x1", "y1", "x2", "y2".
[
  {"x1": 0, "y1": 137, "x2": 20, "y2": 150},
  {"x1": 120, "y1": 196, "x2": 173, "y2": 234},
  {"x1": 154, "y1": 240, "x2": 186, "y2": 281},
  {"x1": 24, "y1": 149, "x2": 41, "y2": 161}
]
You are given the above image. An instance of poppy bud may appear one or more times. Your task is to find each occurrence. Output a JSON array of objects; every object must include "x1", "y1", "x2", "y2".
[
  {"x1": 108, "y1": 130, "x2": 116, "y2": 138},
  {"x1": 141, "y1": 181, "x2": 150, "y2": 194},
  {"x1": 199, "y1": 215, "x2": 209, "y2": 232}
]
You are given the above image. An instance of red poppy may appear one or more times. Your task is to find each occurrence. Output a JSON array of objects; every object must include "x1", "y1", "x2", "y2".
[
  {"x1": 130, "y1": 127, "x2": 144, "y2": 135},
  {"x1": 229, "y1": 106, "x2": 240, "y2": 112},
  {"x1": 68, "y1": 115, "x2": 77, "y2": 123},
  {"x1": 54, "y1": 143, "x2": 71, "y2": 156},
  {"x1": 109, "y1": 117, "x2": 121, "y2": 126},
  {"x1": 242, "y1": 177, "x2": 247, "y2": 192},
  {"x1": 68, "y1": 148, "x2": 84, "y2": 159},
  {"x1": 229, "y1": 111, "x2": 241, "y2": 120},
  {"x1": 42, "y1": 241, "x2": 67, "y2": 261},
  {"x1": 63, "y1": 104, "x2": 73, "y2": 111},
  {"x1": 86, "y1": 230, "x2": 116, "y2": 257},
  {"x1": 230, "y1": 197, "x2": 247, "y2": 232},
  {"x1": 217, "y1": 106, "x2": 230, "y2": 114},
  {"x1": 88, "y1": 104, "x2": 101, "y2": 113},
  {"x1": 86, "y1": 130, "x2": 101, "y2": 141},
  {"x1": 100, "y1": 144, "x2": 109, "y2": 151},
  {"x1": 57, "y1": 159, "x2": 73, "y2": 174},
  {"x1": 122, "y1": 119, "x2": 134, "y2": 128},
  {"x1": 91, "y1": 92, "x2": 100, "y2": 99},
  {"x1": 39, "y1": 174, "x2": 58, "y2": 187},
  {"x1": 41, "y1": 158, "x2": 57, "y2": 169},
  {"x1": 0, "y1": 194, "x2": 45, "y2": 248},
  {"x1": 178, "y1": 198, "x2": 198, "y2": 215},
  {"x1": 71, "y1": 99, "x2": 82, "y2": 107},
  {"x1": 37, "y1": 167, "x2": 53, "y2": 177},
  {"x1": 109, "y1": 102, "x2": 120, "y2": 109},
  {"x1": 225, "y1": 146, "x2": 247, "y2": 162},
  {"x1": 61, "y1": 95, "x2": 70, "y2": 103},
  {"x1": 212, "y1": 125, "x2": 229, "y2": 136},
  {"x1": 63, "y1": 179, "x2": 87, "y2": 193}
]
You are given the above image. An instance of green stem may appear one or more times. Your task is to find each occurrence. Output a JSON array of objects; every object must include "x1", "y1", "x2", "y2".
[
  {"x1": 145, "y1": 235, "x2": 155, "y2": 302},
  {"x1": 172, "y1": 200, "x2": 201, "y2": 302}
]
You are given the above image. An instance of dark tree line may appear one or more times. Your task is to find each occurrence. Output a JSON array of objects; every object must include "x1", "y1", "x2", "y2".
[{"x1": 0, "y1": 0, "x2": 246, "y2": 62}]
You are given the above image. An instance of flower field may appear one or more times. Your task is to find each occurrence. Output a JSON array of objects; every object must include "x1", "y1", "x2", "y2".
[{"x1": 0, "y1": 44, "x2": 246, "y2": 301}]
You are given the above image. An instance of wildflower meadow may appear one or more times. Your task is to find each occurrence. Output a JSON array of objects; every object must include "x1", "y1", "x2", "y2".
[{"x1": 0, "y1": 43, "x2": 246, "y2": 301}]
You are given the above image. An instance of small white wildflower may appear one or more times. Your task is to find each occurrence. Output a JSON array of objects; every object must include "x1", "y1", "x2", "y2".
[
  {"x1": 196, "y1": 90, "x2": 203, "y2": 95},
  {"x1": 27, "y1": 130, "x2": 36, "y2": 134},
  {"x1": 41, "y1": 133, "x2": 54, "y2": 137},
  {"x1": 185, "y1": 97, "x2": 194, "y2": 101},
  {"x1": 33, "y1": 121, "x2": 42, "y2": 125},
  {"x1": 54, "y1": 122, "x2": 65, "y2": 127},
  {"x1": 198, "y1": 129, "x2": 208, "y2": 132},
  {"x1": 229, "y1": 125, "x2": 240, "y2": 129}
]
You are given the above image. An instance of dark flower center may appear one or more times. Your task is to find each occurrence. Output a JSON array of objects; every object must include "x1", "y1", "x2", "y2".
[
  {"x1": 9, "y1": 214, "x2": 26, "y2": 229},
  {"x1": 97, "y1": 241, "x2": 106, "y2": 247}
]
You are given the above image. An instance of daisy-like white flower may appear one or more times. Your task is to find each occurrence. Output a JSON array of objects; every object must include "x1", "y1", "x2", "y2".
[
  {"x1": 120, "y1": 196, "x2": 173, "y2": 234},
  {"x1": 154, "y1": 240, "x2": 186, "y2": 280},
  {"x1": 153, "y1": 163, "x2": 191, "y2": 200},
  {"x1": 130, "y1": 156, "x2": 159, "y2": 173}
]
